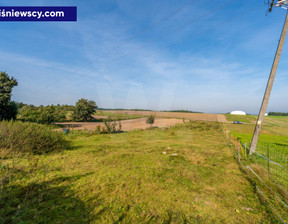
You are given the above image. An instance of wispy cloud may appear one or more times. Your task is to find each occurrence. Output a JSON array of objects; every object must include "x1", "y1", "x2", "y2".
[{"x1": 1, "y1": 0, "x2": 288, "y2": 113}]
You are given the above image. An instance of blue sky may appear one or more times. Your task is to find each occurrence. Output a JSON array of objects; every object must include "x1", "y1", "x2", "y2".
[{"x1": 1, "y1": 0, "x2": 288, "y2": 113}]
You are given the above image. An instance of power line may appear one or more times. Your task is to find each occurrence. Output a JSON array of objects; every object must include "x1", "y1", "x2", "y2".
[{"x1": 250, "y1": 3, "x2": 288, "y2": 154}]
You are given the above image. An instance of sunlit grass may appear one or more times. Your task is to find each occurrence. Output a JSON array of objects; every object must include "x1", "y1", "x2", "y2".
[
  {"x1": 225, "y1": 114, "x2": 257, "y2": 123},
  {"x1": 223, "y1": 118, "x2": 288, "y2": 205},
  {"x1": 1, "y1": 121, "x2": 274, "y2": 223}
]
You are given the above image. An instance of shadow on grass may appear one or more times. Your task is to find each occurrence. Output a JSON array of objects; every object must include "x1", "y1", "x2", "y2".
[{"x1": 0, "y1": 173, "x2": 93, "y2": 224}]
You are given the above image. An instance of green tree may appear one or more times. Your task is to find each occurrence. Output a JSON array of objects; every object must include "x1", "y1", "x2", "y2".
[
  {"x1": 73, "y1": 99, "x2": 97, "y2": 121},
  {"x1": 38, "y1": 106, "x2": 56, "y2": 124},
  {"x1": 146, "y1": 115, "x2": 155, "y2": 127},
  {"x1": 18, "y1": 105, "x2": 39, "y2": 122},
  {"x1": 0, "y1": 72, "x2": 18, "y2": 120}
]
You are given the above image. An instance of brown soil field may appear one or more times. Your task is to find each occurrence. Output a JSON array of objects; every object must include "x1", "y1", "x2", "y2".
[
  {"x1": 55, "y1": 117, "x2": 184, "y2": 131},
  {"x1": 106, "y1": 110, "x2": 227, "y2": 122},
  {"x1": 55, "y1": 111, "x2": 228, "y2": 132}
]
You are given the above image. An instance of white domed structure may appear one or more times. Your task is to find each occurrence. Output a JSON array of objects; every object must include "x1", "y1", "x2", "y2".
[{"x1": 230, "y1": 111, "x2": 246, "y2": 115}]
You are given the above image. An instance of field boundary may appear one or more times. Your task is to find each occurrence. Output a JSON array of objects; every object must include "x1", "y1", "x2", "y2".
[{"x1": 222, "y1": 127, "x2": 288, "y2": 223}]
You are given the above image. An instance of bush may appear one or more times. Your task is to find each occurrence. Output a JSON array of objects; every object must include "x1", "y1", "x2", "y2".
[
  {"x1": 146, "y1": 115, "x2": 155, "y2": 126},
  {"x1": 0, "y1": 121, "x2": 69, "y2": 154},
  {"x1": 101, "y1": 121, "x2": 122, "y2": 134}
]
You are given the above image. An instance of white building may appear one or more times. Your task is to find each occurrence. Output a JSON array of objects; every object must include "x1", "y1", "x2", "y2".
[{"x1": 230, "y1": 111, "x2": 246, "y2": 115}]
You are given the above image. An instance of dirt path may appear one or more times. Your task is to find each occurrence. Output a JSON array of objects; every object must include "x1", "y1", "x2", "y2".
[{"x1": 217, "y1": 114, "x2": 228, "y2": 123}]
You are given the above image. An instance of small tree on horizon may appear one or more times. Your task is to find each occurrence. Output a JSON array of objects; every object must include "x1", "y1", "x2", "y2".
[
  {"x1": 73, "y1": 98, "x2": 98, "y2": 121},
  {"x1": 146, "y1": 115, "x2": 155, "y2": 127}
]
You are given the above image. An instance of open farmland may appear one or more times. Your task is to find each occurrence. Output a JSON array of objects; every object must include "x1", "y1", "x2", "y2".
[
  {"x1": 55, "y1": 111, "x2": 227, "y2": 132},
  {"x1": 224, "y1": 114, "x2": 288, "y2": 144},
  {"x1": 225, "y1": 114, "x2": 288, "y2": 126},
  {"x1": 223, "y1": 114, "x2": 288, "y2": 213},
  {"x1": 0, "y1": 121, "x2": 275, "y2": 223},
  {"x1": 223, "y1": 114, "x2": 288, "y2": 165},
  {"x1": 106, "y1": 110, "x2": 227, "y2": 122},
  {"x1": 56, "y1": 117, "x2": 184, "y2": 131}
]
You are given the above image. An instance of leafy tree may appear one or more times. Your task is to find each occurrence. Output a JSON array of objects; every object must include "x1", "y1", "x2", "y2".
[
  {"x1": 18, "y1": 105, "x2": 39, "y2": 122},
  {"x1": 38, "y1": 106, "x2": 55, "y2": 124},
  {"x1": 18, "y1": 104, "x2": 75, "y2": 123},
  {"x1": 73, "y1": 99, "x2": 97, "y2": 121},
  {"x1": 0, "y1": 72, "x2": 18, "y2": 120},
  {"x1": 1, "y1": 101, "x2": 18, "y2": 120},
  {"x1": 146, "y1": 115, "x2": 155, "y2": 127},
  {"x1": 15, "y1": 102, "x2": 26, "y2": 110}
]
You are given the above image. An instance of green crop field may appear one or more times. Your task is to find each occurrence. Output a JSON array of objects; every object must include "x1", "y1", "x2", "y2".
[
  {"x1": 225, "y1": 114, "x2": 257, "y2": 123},
  {"x1": 224, "y1": 117, "x2": 288, "y2": 152},
  {"x1": 0, "y1": 121, "x2": 275, "y2": 223},
  {"x1": 223, "y1": 116, "x2": 288, "y2": 199}
]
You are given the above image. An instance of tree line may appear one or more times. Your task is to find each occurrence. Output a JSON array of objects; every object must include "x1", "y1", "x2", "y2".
[
  {"x1": 0, "y1": 72, "x2": 97, "y2": 123},
  {"x1": 268, "y1": 112, "x2": 288, "y2": 116}
]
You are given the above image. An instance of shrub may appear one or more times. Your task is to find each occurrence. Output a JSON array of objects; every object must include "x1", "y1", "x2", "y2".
[
  {"x1": 101, "y1": 121, "x2": 122, "y2": 134},
  {"x1": 0, "y1": 121, "x2": 69, "y2": 154},
  {"x1": 146, "y1": 115, "x2": 155, "y2": 126}
]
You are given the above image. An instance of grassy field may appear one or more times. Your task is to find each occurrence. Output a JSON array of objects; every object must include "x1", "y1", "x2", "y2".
[
  {"x1": 225, "y1": 114, "x2": 288, "y2": 126},
  {"x1": 224, "y1": 120, "x2": 288, "y2": 152},
  {"x1": 0, "y1": 121, "x2": 275, "y2": 223},
  {"x1": 224, "y1": 114, "x2": 288, "y2": 157},
  {"x1": 225, "y1": 114, "x2": 257, "y2": 123},
  {"x1": 223, "y1": 115, "x2": 288, "y2": 199}
]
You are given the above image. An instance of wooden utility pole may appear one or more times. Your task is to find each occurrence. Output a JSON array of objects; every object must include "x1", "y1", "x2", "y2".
[{"x1": 250, "y1": 10, "x2": 288, "y2": 155}]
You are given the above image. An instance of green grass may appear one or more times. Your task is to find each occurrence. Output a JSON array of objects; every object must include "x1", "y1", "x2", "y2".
[
  {"x1": 225, "y1": 114, "x2": 257, "y2": 123},
  {"x1": 224, "y1": 121, "x2": 288, "y2": 150},
  {"x1": 0, "y1": 121, "x2": 275, "y2": 223},
  {"x1": 267, "y1": 116, "x2": 288, "y2": 122},
  {"x1": 223, "y1": 120, "x2": 288, "y2": 200}
]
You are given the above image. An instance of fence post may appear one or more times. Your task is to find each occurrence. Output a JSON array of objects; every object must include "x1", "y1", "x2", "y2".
[
  {"x1": 238, "y1": 143, "x2": 241, "y2": 161},
  {"x1": 267, "y1": 145, "x2": 270, "y2": 179}
]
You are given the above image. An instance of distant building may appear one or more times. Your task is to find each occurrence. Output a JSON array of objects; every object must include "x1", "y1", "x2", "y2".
[
  {"x1": 230, "y1": 111, "x2": 246, "y2": 115},
  {"x1": 265, "y1": 113, "x2": 268, "y2": 116}
]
